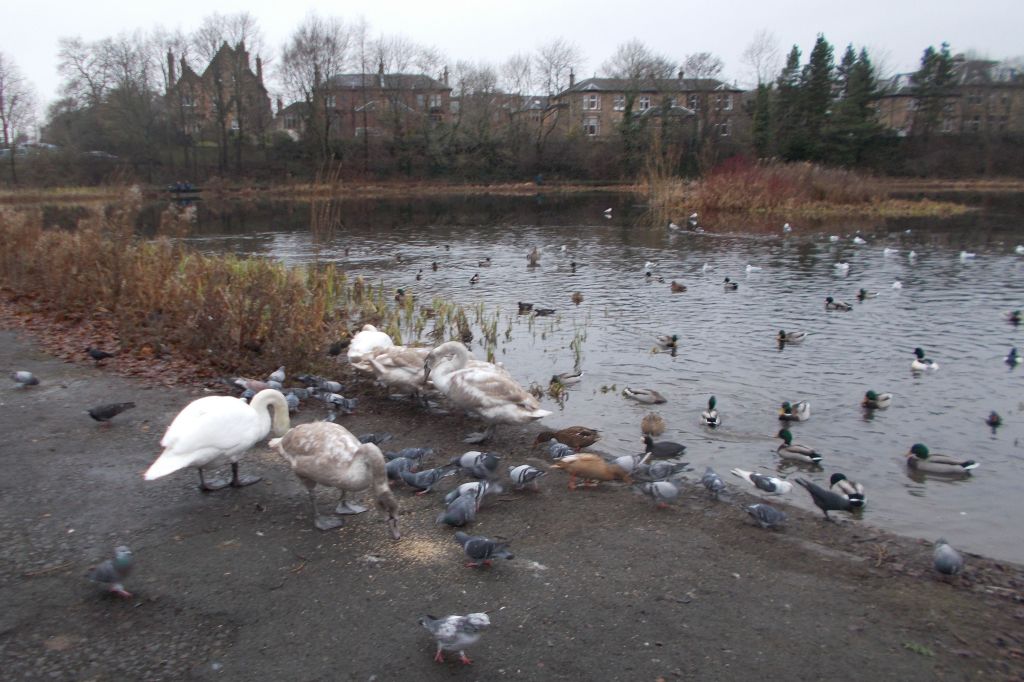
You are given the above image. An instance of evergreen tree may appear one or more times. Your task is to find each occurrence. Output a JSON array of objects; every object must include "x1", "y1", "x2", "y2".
[
  {"x1": 772, "y1": 45, "x2": 802, "y2": 159},
  {"x1": 826, "y1": 46, "x2": 883, "y2": 165},
  {"x1": 797, "y1": 34, "x2": 835, "y2": 160},
  {"x1": 751, "y1": 83, "x2": 772, "y2": 158},
  {"x1": 911, "y1": 42, "x2": 956, "y2": 138}
]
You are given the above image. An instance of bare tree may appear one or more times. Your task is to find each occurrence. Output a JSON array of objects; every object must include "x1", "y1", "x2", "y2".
[
  {"x1": 740, "y1": 29, "x2": 781, "y2": 86},
  {"x1": 192, "y1": 12, "x2": 266, "y2": 64},
  {"x1": 534, "y1": 38, "x2": 584, "y2": 96},
  {"x1": 0, "y1": 52, "x2": 37, "y2": 184},
  {"x1": 682, "y1": 52, "x2": 725, "y2": 80},
  {"x1": 57, "y1": 37, "x2": 110, "y2": 107},
  {"x1": 280, "y1": 13, "x2": 352, "y2": 160},
  {"x1": 601, "y1": 39, "x2": 675, "y2": 80},
  {"x1": 500, "y1": 53, "x2": 533, "y2": 95}
]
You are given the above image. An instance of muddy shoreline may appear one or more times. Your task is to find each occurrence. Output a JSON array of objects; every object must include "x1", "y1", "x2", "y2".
[{"x1": 1, "y1": 325, "x2": 1023, "y2": 680}]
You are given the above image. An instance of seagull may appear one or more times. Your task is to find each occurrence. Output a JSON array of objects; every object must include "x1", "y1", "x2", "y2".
[
  {"x1": 833, "y1": 262, "x2": 849, "y2": 271},
  {"x1": 828, "y1": 235, "x2": 839, "y2": 242},
  {"x1": 883, "y1": 247, "x2": 899, "y2": 257},
  {"x1": 892, "y1": 280, "x2": 903, "y2": 289},
  {"x1": 852, "y1": 236, "x2": 867, "y2": 245},
  {"x1": 603, "y1": 208, "x2": 613, "y2": 215},
  {"x1": 959, "y1": 251, "x2": 976, "y2": 261},
  {"x1": 668, "y1": 220, "x2": 681, "y2": 231},
  {"x1": 908, "y1": 250, "x2": 918, "y2": 261},
  {"x1": 782, "y1": 222, "x2": 792, "y2": 233},
  {"x1": 745, "y1": 264, "x2": 762, "y2": 273},
  {"x1": 933, "y1": 538, "x2": 964, "y2": 577},
  {"x1": 1016, "y1": 245, "x2": 1024, "y2": 255},
  {"x1": 701, "y1": 263, "x2": 713, "y2": 273},
  {"x1": 419, "y1": 612, "x2": 491, "y2": 664}
]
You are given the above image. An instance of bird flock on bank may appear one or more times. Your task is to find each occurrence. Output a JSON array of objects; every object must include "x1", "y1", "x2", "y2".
[{"x1": 16, "y1": 220, "x2": 1020, "y2": 665}]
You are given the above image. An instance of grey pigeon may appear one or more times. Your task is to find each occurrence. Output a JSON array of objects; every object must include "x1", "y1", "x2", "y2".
[
  {"x1": 386, "y1": 447, "x2": 434, "y2": 461},
  {"x1": 267, "y1": 380, "x2": 283, "y2": 391},
  {"x1": 290, "y1": 387, "x2": 313, "y2": 400},
  {"x1": 358, "y1": 432, "x2": 394, "y2": 445},
  {"x1": 451, "y1": 451, "x2": 501, "y2": 479},
  {"x1": 933, "y1": 538, "x2": 965, "y2": 576},
  {"x1": 284, "y1": 392, "x2": 300, "y2": 413},
  {"x1": 701, "y1": 467, "x2": 726, "y2": 498},
  {"x1": 321, "y1": 393, "x2": 357, "y2": 413},
  {"x1": 545, "y1": 439, "x2": 575, "y2": 460},
  {"x1": 87, "y1": 402, "x2": 136, "y2": 423},
  {"x1": 746, "y1": 503, "x2": 787, "y2": 529},
  {"x1": 268, "y1": 365, "x2": 286, "y2": 383},
  {"x1": 240, "y1": 388, "x2": 256, "y2": 402},
  {"x1": 633, "y1": 460, "x2": 689, "y2": 482},
  {"x1": 437, "y1": 490, "x2": 479, "y2": 527},
  {"x1": 11, "y1": 370, "x2": 39, "y2": 387},
  {"x1": 418, "y1": 612, "x2": 491, "y2": 664},
  {"x1": 386, "y1": 456, "x2": 417, "y2": 481},
  {"x1": 400, "y1": 466, "x2": 456, "y2": 494},
  {"x1": 795, "y1": 478, "x2": 852, "y2": 520},
  {"x1": 612, "y1": 453, "x2": 644, "y2": 475},
  {"x1": 508, "y1": 464, "x2": 546, "y2": 490},
  {"x1": 86, "y1": 545, "x2": 134, "y2": 598},
  {"x1": 444, "y1": 480, "x2": 500, "y2": 506},
  {"x1": 633, "y1": 480, "x2": 680, "y2": 507},
  {"x1": 454, "y1": 531, "x2": 514, "y2": 568},
  {"x1": 297, "y1": 374, "x2": 344, "y2": 393}
]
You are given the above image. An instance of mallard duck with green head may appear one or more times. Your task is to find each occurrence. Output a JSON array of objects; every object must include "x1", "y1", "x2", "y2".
[
  {"x1": 701, "y1": 396, "x2": 721, "y2": 428},
  {"x1": 778, "y1": 400, "x2": 810, "y2": 422},
  {"x1": 777, "y1": 429, "x2": 822, "y2": 464},
  {"x1": 862, "y1": 390, "x2": 892, "y2": 409},
  {"x1": 911, "y1": 347, "x2": 939, "y2": 371},
  {"x1": 906, "y1": 444, "x2": 978, "y2": 475},
  {"x1": 777, "y1": 330, "x2": 807, "y2": 344},
  {"x1": 829, "y1": 473, "x2": 865, "y2": 508}
]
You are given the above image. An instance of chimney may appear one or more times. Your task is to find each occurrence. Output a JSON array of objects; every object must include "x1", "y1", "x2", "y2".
[
  {"x1": 443, "y1": 66, "x2": 449, "y2": 87},
  {"x1": 678, "y1": 69, "x2": 684, "y2": 81},
  {"x1": 256, "y1": 55, "x2": 263, "y2": 83},
  {"x1": 276, "y1": 97, "x2": 283, "y2": 114},
  {"x1": 378, "y1": 58, "x2": 385, "y2": 75},
  {"x1": 569, "y1": 69, "x2": 575, "y2": 88},
  {"x1": 167, "y1": 50, "x2": 176, "y2": 89}
]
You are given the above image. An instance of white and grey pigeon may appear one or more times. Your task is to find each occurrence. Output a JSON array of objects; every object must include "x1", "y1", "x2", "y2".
[
  {"x1": 508, "y1": 464, "x2": 546, "y2": 490},
  {"x1": 400, "y1": 466, "x2": 457, "y2": 494},
  {"x1": 437, "y1": 489, "x2": 480, "y2": 527},
  {"x1": 545, "y1": 439, "x2": 575, "y2": 460},
  {"x1": 444, "y1": 480, "x2": 500, "y2": 506},
  {"x1": 11, "y1": 370, "x2": 39, "y2": 387},
  {"x1": 731, "y1": 468, "x2": 792, "y2": 495},
  {"x1": 633, "y1": 460, "x2": 688, "y2": 482},
  {"x1": 451, "y1": 451, "x2": 502, "y2": 479},
  {"x1": 86, "y1": 545, "x2": 134, "y2": 598},
  {"x1": 268, "y1": 365, "x2": 286, "y2": 383},
  {"x1": 612, "y1": 453, "x2": 644, "y2": 475},
  {"x1": 454, "y1": 531, "x2": 514, "y2": 568},
  {"x1": 746, "y1": 503, "x2": 787, "y2": 529},
  {"x1": 418, "y1": 612, "x2": 491, "y2": 665},
  {"x1": 633, "y1": 480, "x2": 680, "y2": 507},
  {"x1": 933, "y1": 538, "x2": 965, "y2": 576},
  {"x1": 701, "y1": 467, "x2": 726, "y2": 499}
]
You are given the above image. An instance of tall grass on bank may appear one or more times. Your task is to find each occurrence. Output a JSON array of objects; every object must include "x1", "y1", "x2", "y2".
[
  {"x1": 644, "y1": 159, "x2": 968, "y2": 226},
  {"x1": 0, "y1": 190, "x2": 496, "y2": 377}
]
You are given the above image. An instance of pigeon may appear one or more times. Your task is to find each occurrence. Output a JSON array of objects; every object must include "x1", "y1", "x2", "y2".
[
  {"x1": 87, "y1": 402, "x2": 136, "y2": 423},
  {"x1": 746, "y1": 503, "x2": 787, "y2": 529},
  {"x1": 633, "y1": 461, "x2": 688, "y2": 482},
  {"x1": 86, "y1": 347, "x2": 115, "y2": 363},
  {"x1": 419, "y1": 612, "x2": 491, "y2": 664},
  {"x1": 358, "y1": 432, "x2": 394, "y2": 445},
  {"x1": 454, "y1": 531, "x2": 514, "y2": 568},
  {"x1": 700, "y1": 467, "x2": 726, "y2": 498},
  {"x1": 234, "y1": 377, "x2": 271, "y2": 393},
  {"x1": 400, "y1": 466, "x2": 456, "y2": 494},
  {"x1": 437, "y1": 489, "x2": 480, "y2": 527},
  {"x1": 451, "y1": 451, "x2": 502, "y2": 479},
  {"x1": 933, "y1": 538, "x2": 965, "y2": 577},
  {"x1": 385, "y1": 447, "x2": 434, "y2": 461},
  {"x1": 612, "y1": 453, "x2": 645, "y2": 475},
  {"x1": 268, "y1": 366, "x2": 285, "y2": 383},
  {"x1": 386, "y1": 456, "x2": 417, "y2": 481},
  {"x1": 297, "y1": 374, "x2": 343, "y2": 393},
  {"x1": 267, "y1": 380, "x2": 284, "y2": 391},
  {"x1": 321, "y1": 393, "x2": 358, "y2": 413},
  {"x1": 642, "y1": 435, "x2": 686, "y2": 461},
  {"x1": 633, "y1": 480, "x2": 680, "y2": 508},
  {"x1": 284, "y1": 392, "x2": 300, "y2": 413},
  {"x1": 731, "y1": 468, "x2": 792, "y2": 495},
  {"x1": 11, "y1": 370, "x2": 39, "y2": 387},
  {"x1": 508, "y1": 464, "x2": 546, "y2": 490},
  {"x1": 86, "y1": 545, "x2": 134, "y2": 598},
  {"x1": 444, "y1": 480, "x2": 500, "y2": 505},
  {"x1": 795, "y1": 478, "x2": 852, "y2": 520},
  {"x1": 545, "y1": 439, "x2": 575, "y2": 460}
]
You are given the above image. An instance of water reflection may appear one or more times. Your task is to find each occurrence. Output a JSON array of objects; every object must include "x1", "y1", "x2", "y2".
[{"x1": 145, "y1": 192, "x2": 1024, "y2": 563}]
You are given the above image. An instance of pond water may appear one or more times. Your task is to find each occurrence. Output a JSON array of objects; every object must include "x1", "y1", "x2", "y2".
[{"x1": 156, "y1": 191, "x2": 1024, "y2": 563}]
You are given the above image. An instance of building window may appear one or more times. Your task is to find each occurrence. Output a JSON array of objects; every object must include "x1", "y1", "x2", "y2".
[
  {"x1": 613, "y1": 95, "x2": 625, "y2": 111},
  {"x1": 970, "y1": 115, "x2": 980, "y2": 132},
  {"x1": 687, "y1": 94, "x2": 699, "y2": 110},
  {"x1": 906, "y1": 99, "x2": 917, "y2": 112},
  {"x1": 429, "y1": 94, "x2": 441, "y2": 109},
  {"x1": 941, "y1": 118, "x2": 955, "y2": 133},
  {"x1": 583, "y1": 94, "x2": 600, "y2": 110},
  {"x1": 530, "y1": 110, "x2": 541, "y2": 122},
  {"x1": 325, "y1": 95, "x2": 336, "y2": 109},
  {"x1": 718, "y1": 122, "x2": 731, "y2": 136},
  {"x1": 284, "y1": 115, "x2": 298, "y2": 129},
  {"x1": 230, "y1": 119, "x2": 239, "y2": 131},
  {"x1": 638, "y1": 96, "x2": 650, "y2": 111},
  {"x1": 716, "y1": 94, "x2": 732, "y2": 111},
  {"x1": 181, "y1": 95, "x2": 195, "y2": 107},
  {"x1": 583, "y1": 116, "x2": 599, "y2": 136}
]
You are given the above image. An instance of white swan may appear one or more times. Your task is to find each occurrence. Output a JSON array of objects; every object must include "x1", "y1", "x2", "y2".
[
  {"x1": 347, "y1": 324, "x2": 394, "y2": 370},
  {"x1": 268, "y1": 422, "x2": 400, "y2": 538},
  {"x1": 424, "y1": 341, "x2": 550, "y2": 443},
  {"x1": 367, "y1": 345, "x2": 431, "y2": 399},
  {"x1": 144, "y1": 389, "x2": 290, "y2": 491}
]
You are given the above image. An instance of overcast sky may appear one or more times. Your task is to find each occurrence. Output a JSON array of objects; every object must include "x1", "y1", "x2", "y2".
[{"x1": 4, "y1": 0, "x2": 1022, "y2": 110}]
